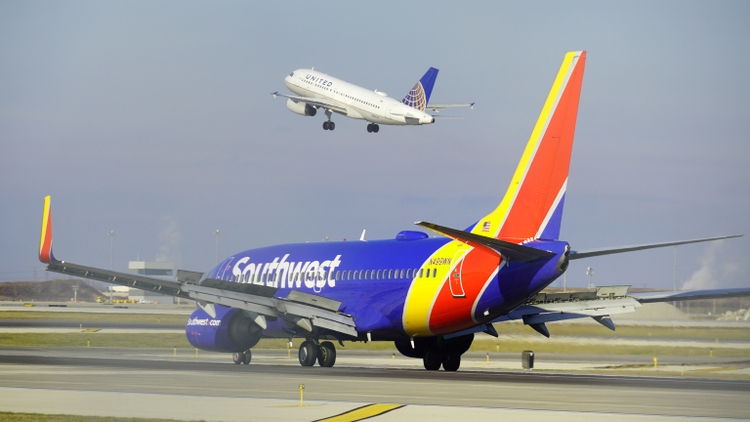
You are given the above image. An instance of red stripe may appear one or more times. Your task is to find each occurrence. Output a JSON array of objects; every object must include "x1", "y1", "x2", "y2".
[
  {"x1": 498, "y1": 57, "x2": 585, "y2": 241},
  {"x1": 428, "y1": 248, "x2": 498, "y2": 335}
]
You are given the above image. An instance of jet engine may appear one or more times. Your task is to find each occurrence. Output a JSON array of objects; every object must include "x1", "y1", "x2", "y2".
[
  {"x1": 286, "y1": 99, "x2": 317, "y2": 116},
  {"x1": 185, "y1": 305, "x2": 263, "y2": 353}
]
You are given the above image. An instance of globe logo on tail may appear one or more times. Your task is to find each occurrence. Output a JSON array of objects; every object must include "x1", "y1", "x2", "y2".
[{"x1": 402, "y1": 82, "x2": 427, "y2": 111}]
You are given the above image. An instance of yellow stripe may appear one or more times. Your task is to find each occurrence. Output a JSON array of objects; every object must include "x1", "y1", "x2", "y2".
[
  {"x1": 39, "y1": 195, "x2": 51, "y2": 255},
  {"x1": 402, "y1": 241, "x2": 471, "y2": 337},
  {"x1": 315, "y1": 404, "x2": 404, "y2": 422},
  {"x1": 471, "y1": 51, "x2": 578, "y2": 237}
]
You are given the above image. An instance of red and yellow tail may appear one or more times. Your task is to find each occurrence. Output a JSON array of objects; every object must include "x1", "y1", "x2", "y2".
[
  {"x1": 471, "y1": 51, "x2": 586, "y2": 242},
  {"x1": 39, "y1": 195, "x2": 56, "y2": 264}
]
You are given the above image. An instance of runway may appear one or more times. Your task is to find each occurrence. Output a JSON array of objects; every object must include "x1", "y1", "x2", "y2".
[{"x1": 0, "y1": 348, "x2": 748, "y2": 421}]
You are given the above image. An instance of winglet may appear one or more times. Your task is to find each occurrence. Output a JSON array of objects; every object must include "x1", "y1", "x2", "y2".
[
  {"x1": 402, "y1": 67, "x2": 439, "y2": 111},
  {"x1": 39, "y1": 195, "x2": 57, "y2": 264}
]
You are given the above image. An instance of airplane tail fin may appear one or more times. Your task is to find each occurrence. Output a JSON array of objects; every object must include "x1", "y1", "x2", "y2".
[
  {"x1": 39, "y1": 195, "x2": 57, "y2": 264},
  {"x1": 470, "y1": 51, "x2": 586, "y2": 242},
  {"x1": 402, "y1": 67, "x2": 439, "y2": 111}
]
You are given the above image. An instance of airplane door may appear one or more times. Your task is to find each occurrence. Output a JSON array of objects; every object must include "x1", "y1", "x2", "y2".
[{"x1": 449, "y1": 250, "x2": 469, "y2": 298}]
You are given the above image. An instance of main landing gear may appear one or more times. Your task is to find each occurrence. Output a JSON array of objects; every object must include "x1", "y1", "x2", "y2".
[
  {"x1": 422, "y1": 346, "x2": 461, "y2": 371},
  {"x1": 366, "y1": 123, "x2": 380, "y2": 133},
  {"x1": 323, "y1": 109, "x2": 335, "y2": 131},
  {"x1": 299, "y1": 340, "x2": 336, "y2": 367},
  {"x1": 232, "y1": 350, "x2": 251, "y2": 365},
  {"x1": 394, "y1": 333, "x2": 473, "y2": 371}
]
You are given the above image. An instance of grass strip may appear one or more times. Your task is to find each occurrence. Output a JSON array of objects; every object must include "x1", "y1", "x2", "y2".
[
  {"x1": 1, "y1": 333, "x2": 748, "y2": 358},
  {"x1": 0, "y1": 311, "x2": 187, "y2": 325},
  {"x1": 466, "y1": 340, "x2": 750, "y2": 358},
  {"x1": 0, "y1": 413, "x2": 205, "y2": 422},
  {"x1": 2, "y1": 311, "x2": 748, "y2": 341}
]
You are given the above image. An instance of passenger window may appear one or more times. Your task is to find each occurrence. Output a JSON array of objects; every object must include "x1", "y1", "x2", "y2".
[
  {"x1": 432, "y1": 268, "x2": 437, "y2": 278},
  {"x1": 406, "y1": 269, "x2": 411, "y2": 278},
  {"x1": 388, "y1": 269, "x2": 393, "y2": 279}
]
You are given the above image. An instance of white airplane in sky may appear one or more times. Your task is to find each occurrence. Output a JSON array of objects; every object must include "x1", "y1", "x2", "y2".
[{"x1": 272, "y1": 67, "x2": 473, "y2": 133}]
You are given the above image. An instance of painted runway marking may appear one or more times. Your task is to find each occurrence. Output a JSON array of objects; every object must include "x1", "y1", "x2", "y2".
[{"x1": 314, "y1": 403, "x2": 404, "y2": 421}]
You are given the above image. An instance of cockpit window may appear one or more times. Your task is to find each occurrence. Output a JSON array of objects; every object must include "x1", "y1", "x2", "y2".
[{"x1": 289, "y1": 72, "x2": 294, "y2": 77}]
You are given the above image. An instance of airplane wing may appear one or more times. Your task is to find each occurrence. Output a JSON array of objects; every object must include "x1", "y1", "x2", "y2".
[
  {"x1": 38, "y1": 196, "x2": 357, "y2": 338},
  {"x1": 270, "y1": 91, "x2": 348, "y2": 115},
  {"x1": 490, "y1": 285, "x2": 750, "y2": 338},
  {"x1": 415, "y1": 221, "x2": 556, "y2": 262},
  {"x1": 426, "y1": 102, "x2": 475, "y2": 112},
  {"x1": 569, "y1": 234, "x2": 742, "y2": 260}
]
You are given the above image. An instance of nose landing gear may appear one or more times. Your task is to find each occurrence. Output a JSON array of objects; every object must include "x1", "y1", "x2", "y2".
[{"x1": 366, "y1": 123, "x2": 380, "y2": 133}]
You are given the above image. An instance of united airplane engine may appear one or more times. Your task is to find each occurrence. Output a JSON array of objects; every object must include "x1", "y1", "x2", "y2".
[
  {"x1": 186, "y1": 305, "x2": 263, "y2": 353},
  {"x1": 286, "y1": 99, "x2": 317, "y2": 116}
]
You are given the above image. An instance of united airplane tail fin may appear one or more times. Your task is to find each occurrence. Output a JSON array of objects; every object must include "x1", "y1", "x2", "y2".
[
  {"x1": 470, "y1": 51, "x2": 586, "y2": 242},
  {"x1": 402, "y1": 67, "x2": 439, "y2": 111}
]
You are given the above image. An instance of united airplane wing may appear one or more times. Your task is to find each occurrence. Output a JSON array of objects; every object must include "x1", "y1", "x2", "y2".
[
  {"x1": 426, "y1": 102, "x2": 475, "y2": 112},
  {"x1": 38, "y1": 196, "x2": 357, "y2": 338},
  {"x1": 270, "y1": 91, "x2": 348, "y2": 115}
]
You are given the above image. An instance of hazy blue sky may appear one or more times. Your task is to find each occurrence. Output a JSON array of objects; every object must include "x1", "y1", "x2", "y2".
[{"x1": 1, "y1": 1, "x2": 748, "y2": 291}]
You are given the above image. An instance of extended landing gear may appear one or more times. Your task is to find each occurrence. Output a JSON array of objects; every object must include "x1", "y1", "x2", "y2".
[
  {"x1": 396, "y1": 333, "x2": 473, "y2": 371},
  {"x1": 232, "y1": 350, "x2": 251, "y2": 365},
  {"x1": 298, "y1": 340, "x2": 337, "y2": 367},
  {"x1": 366, "y1": 123, "x2": 380, "y2": 133},
  {"x1": 422, "y1": 347, "x2": 461, "y2": 371},
  {"x1": 323, "y1": 109, "x2": 335, "y2": 131}
]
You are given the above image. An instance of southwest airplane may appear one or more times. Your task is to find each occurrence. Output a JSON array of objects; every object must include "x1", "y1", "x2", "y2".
[
  {"x1": 271, "y1": 66, "x2": 473, "y2": 133},
  {"x1": 40, "y1": 51, "x2": 748, "y2": 371}
]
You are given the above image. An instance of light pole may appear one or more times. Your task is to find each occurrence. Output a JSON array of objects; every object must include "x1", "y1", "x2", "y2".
[
  {"x1": 109, "y1": 230, "x2": 115, "y2": 303},
  {"x1": 586, "y1": 266, "x2": 594, "y2": 289},
  {"x1": 215, "y1": 230, "x2": 221, "y2": 264},
  {"x1": 109, "y1": 230, "x2": 116, "y2": 270}
]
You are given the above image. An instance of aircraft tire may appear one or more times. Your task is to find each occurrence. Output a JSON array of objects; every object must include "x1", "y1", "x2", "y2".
[
  {"x1": 329, "y1": 122, "x2": 335, "y2": 130},
  {"x1": 373, "y1": 124, "x2": 379, "y2": 133},
  {"x1": 299, "y1": 341, "x2": 318, "y2": 367},
  {"x1": 242, "y1": 350, "x2": 252, "y2": 365},
  {"x1": 423, "y1": 347, "x2": 443, "y2": 370},
  {"x1": 367, "y1": 124, "x2": 373, "y2": 133},
  {"x1": 232, "y1": 352, "x2": 243, "y2": 364},
  {"x1": 442, "y1": 353, "x2": 460, "y2": 371},
  {"x1": 323, "y1": 121, "x2": 329, "y2": 130},
  {"x1": 318, "y1": 341, "x2": 336, "y2": 367}
]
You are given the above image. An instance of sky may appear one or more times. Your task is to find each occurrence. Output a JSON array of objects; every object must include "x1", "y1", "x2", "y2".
[{"x1": 1, "y1": 1, "x2": 749, "y2": 291}]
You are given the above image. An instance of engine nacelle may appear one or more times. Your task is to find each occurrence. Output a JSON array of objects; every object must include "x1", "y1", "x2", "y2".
[
  {"x1": 286, "y1": 98, "x2": 317, "y2": 116},
  {"x1": 185, "y1": 305, "x2": 263, "y2": 353}
]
